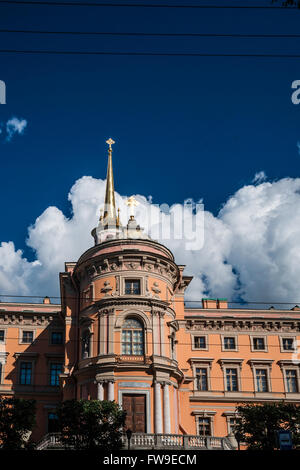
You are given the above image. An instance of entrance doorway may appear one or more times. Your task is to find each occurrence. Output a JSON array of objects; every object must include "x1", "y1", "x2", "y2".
[{"x1": 122, "y1": 394, "x2": 146, "y2": 433}]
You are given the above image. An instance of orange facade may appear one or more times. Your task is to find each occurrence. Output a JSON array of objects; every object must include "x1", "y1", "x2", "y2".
[{"x1": 1, "y1": 142, "x2": 300, "y2": 447}]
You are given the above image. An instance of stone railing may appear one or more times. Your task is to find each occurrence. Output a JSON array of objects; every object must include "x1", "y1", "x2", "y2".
[
  {"x1": 36, "y1": 432, "x2": 234, "y2": 450},
  {"x1": 36, "y1": 433, "x2": 63, "y2": 450},
  {"x1": 121, "y1": 433, "x2": 233, "y2": 450}
]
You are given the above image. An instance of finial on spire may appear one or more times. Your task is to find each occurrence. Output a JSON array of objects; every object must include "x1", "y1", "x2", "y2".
[{"x1": 106, "y1": 138, "x2": 115, "y2": 151}]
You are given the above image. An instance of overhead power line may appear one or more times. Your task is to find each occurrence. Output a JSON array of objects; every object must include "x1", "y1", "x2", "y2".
[
  {"x1": 0, "y1": 1, "x2": 299, "y2": 9},
  {"x1": 0, "y1": 293, "x2": 300, "y2": 305},
  {"x1": 2, "y1": 49, "x2": 300, "y2": 58},
  {"x1": 2, "y1": 29, "x2": 300, "y2": 38}
]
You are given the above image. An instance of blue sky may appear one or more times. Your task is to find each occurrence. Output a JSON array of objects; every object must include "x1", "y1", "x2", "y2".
[{"x1": 1, "y1": 1, "x2": 300, "y2": 303}]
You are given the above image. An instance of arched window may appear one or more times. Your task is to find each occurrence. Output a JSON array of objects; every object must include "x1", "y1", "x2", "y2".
[{"x1": 122, "y1": 317, "x2": 144, "y2": 355}]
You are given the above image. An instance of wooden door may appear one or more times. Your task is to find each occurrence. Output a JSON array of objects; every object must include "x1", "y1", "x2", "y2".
[{"x1": 122, "y1": 394, "x2": 146, "y2": 433}]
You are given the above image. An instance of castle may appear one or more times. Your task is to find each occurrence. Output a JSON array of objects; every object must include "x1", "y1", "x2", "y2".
[{"x1": 1, "y1": 139, "x2": 300, "y2": 449}]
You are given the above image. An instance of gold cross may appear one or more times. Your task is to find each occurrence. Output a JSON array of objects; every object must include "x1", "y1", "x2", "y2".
[
  {"x1": 126, "y1": 196, "x2": 139, "y2": 217},
  {"x1": 106, "y1": 138, "x2": 115, "y2": 150}
]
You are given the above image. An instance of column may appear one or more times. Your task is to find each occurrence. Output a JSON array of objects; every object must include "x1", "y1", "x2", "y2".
[
  {"x1": 154, "y1": 381, "x2": 163, "y2": 434},
  {"x1": 108, "y1": 381, "x2": 114, "y2": 401},
  {"x1": 97, "y1": 382, "x2": 104, "y2": 401},
  {"x1": 163, "y1": 383, "x2": 171, "y2": 434}
]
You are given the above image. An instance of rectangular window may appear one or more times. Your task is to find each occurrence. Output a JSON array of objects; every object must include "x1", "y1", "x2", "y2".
[
  {"x1": 226, "y1": 368, "x2": 238, "y2": 391},
  {"x1": 196, "y1": 368, "x2": 208, "y2": 391},
  {"x1": 286, "y1": 370, "x2": 298, "y2": 393},
  {"x1": 50, "y1": 363, "x2": 63, "y2": 386},
  {"x1": 282, "y1": 338, "x2": 294, "y2": 351},
  {"x1": 51, "y1": 332, "x2": 63, "y2": 345},
  {"x1": 253, "y1": 338, "x2": 265, "y2": 350},
  {"x1": 228, "y1": 417, "x2": 240, "y2": 435},
  {"x1": 197, "y1": 418, "x2": 211, "y2": 436},
  {"x1": 48, "y1": 412, "x2": 59, "y2": 433},
  {"x1": 125, "y1": 280, "x2": 141, "y2": 295},
  {"x1": 0, "y1": 363, "x2": 2, "y2": 383},
  {"x1": 194, "y1": 336, "x2": 206, "y2": 349},
  {"x1": 20, "y1": 362, "x2": 32, "y2": 385},
  {"x1": 0, "y1": 330, "x2": 4, "y2": 342},
  {"x1": 121, "y1": 330, "x2": 143, "y2": 355},
  {"x1": 256, "y1": 369, "x2": 268, "y2": 392},
  {"x1": 224, "y1": 337, "x2": 236, "y2": 350},
  {"x1": 22, "y1": 331, "x2": 34, "y2": 344}
]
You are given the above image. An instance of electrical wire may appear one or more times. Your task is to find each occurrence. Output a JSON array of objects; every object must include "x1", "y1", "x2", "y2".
[
  {"x1": 0, "y1": 1, "x2": 298, "y2": 10},
  {"x1": 2, "y1": 29, "x2": 300, "y2": 38},
  {"x1": 2, "y1": 49, "x2": 300, "y2": 58}
]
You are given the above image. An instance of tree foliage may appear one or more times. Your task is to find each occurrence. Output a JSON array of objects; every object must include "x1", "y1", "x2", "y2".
[
  {"x1": 56, "y1": 399, "x2": 126, "y2": 450},
  {"x1": 0, "y1": 397, "x2": 36, "y2": 450},
  {"x1": 235, "y1": 402, "x2": 300, "y2": 450}
]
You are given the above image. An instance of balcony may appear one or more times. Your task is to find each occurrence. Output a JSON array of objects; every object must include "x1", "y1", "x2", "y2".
[{"x1": 36, "y1": 433, "x2": 234, "y2": 450}]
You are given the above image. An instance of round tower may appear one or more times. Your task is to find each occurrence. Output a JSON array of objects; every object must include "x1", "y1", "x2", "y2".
[{"x1": 60, "y1": 139, "x2": 188, "y2": 435}]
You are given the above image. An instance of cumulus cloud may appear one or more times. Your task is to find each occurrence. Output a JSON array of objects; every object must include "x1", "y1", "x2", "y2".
[{"x1": 1, "y1": 173, "x2": 300, "y2": 307}]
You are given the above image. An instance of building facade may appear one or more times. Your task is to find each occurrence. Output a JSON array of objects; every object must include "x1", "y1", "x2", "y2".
[{"x1": 1, "y1": 140, "x2": 300, "y2": 448}]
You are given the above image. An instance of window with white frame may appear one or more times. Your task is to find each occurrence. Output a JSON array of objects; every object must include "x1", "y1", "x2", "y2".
[
  {"x1": 226, "y1": 368, "x2": 238, "y2": 392},
  {"x1": 252, "y1": 337, "x2": 266, "y2": 351},
  {"x1": 197, "y1": 417, "x2": 211, "y2": 436},
  {"x1": 195, "y1": 368, "x2": 208, "y2": 391},
  {"x1": 256, "y1": 368, "x2": 268, "y2": 392},
  {"x1": 285, "y1": 370, "x2": 298, "y2": 393},
  {"x1": 0, "y1": 330, "x2": 4, "y2": 343},
  {"x1": 121, "y1": 317, "x2": 144, "y2": 355},
  {"x1": 22, "y1": 330, "x2": 34, "y2": 344},
  {"x1": 228, "y1": 416, "x2": 240, "y2": 436},
  {"x1": 194, "y1": 336, "x2": 207, "y2": 349}
]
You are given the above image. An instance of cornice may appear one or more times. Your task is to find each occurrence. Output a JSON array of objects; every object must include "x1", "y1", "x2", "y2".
[{"x1": 184, "y1": 318, "x2": 300, "y2": 333}]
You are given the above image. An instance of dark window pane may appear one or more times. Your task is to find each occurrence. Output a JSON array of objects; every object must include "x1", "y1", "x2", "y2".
[
  {"x1": 224, "y1": 337, "x2": 236, "y2": 350},
  {"x1": 20, "y1": 362, "x2": 32, "y2": 385},
  {"x1": 196, "y1": 368, "x2": 208, "y2": 391},
  {"x1": 283, "y1": 338, "x2": 294, "y2": 351},
  {"x1": 0, "y1": 330, "x2": 4, "y2": 342},
  {"x1": 198, "y1": 418, "x2": 211, "y2": 436},
  {"x1": 226, "y1": 368, "x2": 238, "y2": 391},
  {"x1": 253, "y1": 338, "x2": 265, "y2": 350},
  {"x1": 50, "y1": 363, "x2": 63, "y2": 386},
  {"x1": 125, "y1": 280, "x2": 141, "y2": 295},
  {"x1": 194, "y1": 337, "x2": 206, "y2": 349},
  {"x1": 22, "y1": 331, "x2": 33, "y2": 343},
  {"x1": 286, "y1": 370, "x2": 298, "y2": 393},
  {"x1": 51, "y1": 332, "x2": 63, "y2": 344},
  {"x1": 48, "y1": 413, "x2": 59, "y2": 433},
  {"x1": 256, "y1": 369, "x2": 268, "y2": 392}
]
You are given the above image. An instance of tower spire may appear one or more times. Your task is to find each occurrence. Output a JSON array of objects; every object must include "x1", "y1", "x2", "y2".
[{"x1": 103, "y1": 138, "x2": 118, "y2": 227}]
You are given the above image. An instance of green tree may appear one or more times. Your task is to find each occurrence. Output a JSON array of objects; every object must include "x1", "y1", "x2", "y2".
[
  {"x1": 56, "y1": 399, "x2": 126, "y2": 450},
  {"x1": 235, "y1": 402, "x2": 300, "y2": 450},
  {"x1": 0, "y1": 397, "x2": 36, "y2": 450}
]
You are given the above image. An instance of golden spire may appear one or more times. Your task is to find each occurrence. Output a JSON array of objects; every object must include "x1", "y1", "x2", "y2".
[{"x1": 103, "y1": 138, "x2": 118, "y2": 227}]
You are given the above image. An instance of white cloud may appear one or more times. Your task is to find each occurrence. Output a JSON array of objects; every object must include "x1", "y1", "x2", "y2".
[
  {"x1": 252, "y1": 171, "x2": 267, "y2": 184},
  {"x1": 5, "y1": 117, "x2": 27, "y2": 141},
  {"x1": 1, "y1": 174, "x2": 300, "y2": 307}
]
